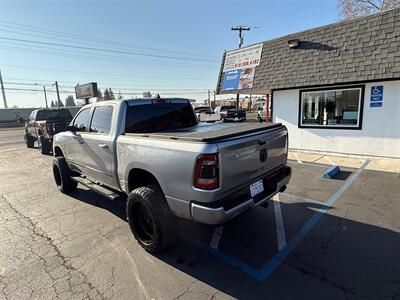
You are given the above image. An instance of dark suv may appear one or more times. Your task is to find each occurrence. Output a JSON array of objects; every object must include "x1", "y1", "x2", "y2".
[
  {"x1": 214, "y1": 105, "x2": 246, "y2": 122},
  {"x1": 25, "y1": 108, "x2": 73, "y2": 155}
]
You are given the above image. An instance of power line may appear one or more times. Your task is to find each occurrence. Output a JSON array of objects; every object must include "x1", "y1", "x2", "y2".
[
  {"x1": 2, "y1": 77, "x2": 75, "y2": 84},
  {"x1": 3, "y1": 79, "x2": 212, "y2": 91},
  {"x1": 0, "y1": 64, "x2": 215, "y2": 82},
  {"x1": 4, "y1": 78, "x2": 210, "y2": 91},
  {"x1": 0, "y1": 20, "x2": 214, "y2": 59},
  {"x1": 0, "y1": 36, "x2": 218, "y2": 63},
  {"x1": 3, "y1": 87, "x2": 209, "y2": 95},
  {"x1": 4, "y1": 82, "x2": 211, "y2": 92},
  {"x1": 0, "y1": 43, "x2": 217, "y2": 71}
]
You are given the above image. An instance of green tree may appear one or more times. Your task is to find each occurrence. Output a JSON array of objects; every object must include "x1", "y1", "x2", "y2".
[
  {"x1": 104, "y1": 88, "x2": 111, "y2": 100},
  {"x1": 65, "y1": 95, "x2": 76, "y2": 106},
  {"x1": 109, "y1": 88, "x2": 115, "y2": 100},
  {"x1": 50, "y1": 100, "x2": 55, "y2": 107}
]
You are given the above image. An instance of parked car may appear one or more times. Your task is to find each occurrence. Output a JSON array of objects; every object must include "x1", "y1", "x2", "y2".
[
  {"x1": 52, "y1": 98, "x2": 291, "y2": 253},
  {"x1": 214, "y1": 105, "x2": 246, "y2": 122},
  {"x1": 194, "y1": 106, "x2": 220, "y2": 122},
  {"x1": 24, "y1": 108, "x2": 73, "y2": 155},
  {"x1": 258, "y1": 104, "x2": 267, "y2": 122}
]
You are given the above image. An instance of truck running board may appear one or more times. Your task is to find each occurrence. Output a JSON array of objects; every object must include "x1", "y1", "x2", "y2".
[{"x1": 72, "y1": 176, "x2": 120, "y2": 201}]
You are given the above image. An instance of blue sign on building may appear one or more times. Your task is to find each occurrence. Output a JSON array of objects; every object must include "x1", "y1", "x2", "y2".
[
  {"x1": 370, "y1": 86, "x2": 383, "y2": 101},
  {"x1": 221, "y1": 69, "x2": 240, "y2": 91},
  {"x1": 370, "y1": 85, "x2": 383, "y2": 108},
  {"x1": 370, "y1": 101, "x2": 382, "y2": 108}
]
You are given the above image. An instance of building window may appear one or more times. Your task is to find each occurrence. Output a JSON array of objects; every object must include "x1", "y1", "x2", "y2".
[{"x1": 299, "y1": 86, "x2": 363, "y2": 129}]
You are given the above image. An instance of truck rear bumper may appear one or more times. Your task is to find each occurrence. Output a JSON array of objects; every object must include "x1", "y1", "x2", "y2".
[{"x1": 190, "y1": 166, "x2": 291, "y2": 225}]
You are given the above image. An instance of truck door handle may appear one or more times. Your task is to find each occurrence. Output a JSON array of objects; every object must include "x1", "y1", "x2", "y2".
[
  {"x1": 98, "y1": 143, "x2": 109, "y2": 149},
  {"x1": 73, "y1": 136, "x2": 84, "y2": 144},
  {"x1": 258, "y1": 139, "x2": 266, "y2": 146}
]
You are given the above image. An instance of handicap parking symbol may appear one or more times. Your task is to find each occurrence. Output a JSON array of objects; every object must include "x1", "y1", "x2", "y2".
[{"x1": 370, "y1": 86, "x2": 383, "y2": 102}]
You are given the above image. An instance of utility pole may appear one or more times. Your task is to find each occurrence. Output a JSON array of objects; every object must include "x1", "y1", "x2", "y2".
[
  {"x1": 231, "y1": 26, "x2": 250, "y2": 110},
  {"x1": 43, "y1": 86, "x2": 48, "y2": 108},
  {"x1": 207, "y1": 89, "x2": 210, "y2": 107},
  {"x1": 0, "y1": 68, "x2": 8, "y2": 108},
  {"x1": 55, "y1": 81, "x2": 61, "y2": 107},
  {"x1": 231, "y1": 26, "x2": 250, "y2": 48}
]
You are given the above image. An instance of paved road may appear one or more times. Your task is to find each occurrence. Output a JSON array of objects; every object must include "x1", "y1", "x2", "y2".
[
  {"x1": 0, "y1": 149, "x2": 399, "y2": 299},
  {"x1": 0, "y1": 128, "x2": 25, "y2": 152}
]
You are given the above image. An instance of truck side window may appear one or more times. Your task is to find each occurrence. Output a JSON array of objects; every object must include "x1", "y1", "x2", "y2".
[
  {"x1": 90, "y1": 106, "x2": 113, "y2": 134},
  {"x1": 30, "y1": 111, "x2": 37, "y2": 121},
  {"x1": 73, "y1": 108, "x2": 91, "y2": 132}
]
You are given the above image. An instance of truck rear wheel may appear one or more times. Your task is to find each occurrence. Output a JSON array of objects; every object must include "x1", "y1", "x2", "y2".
[
  {"x1": 25, "y1": 134, "x2": 34, "y2": 148},
  {"x1": 53, "y1": 157, "x2": 77, "y2": 194},
  {"x1": 39, "y1": 136, "x2": 51, "y2": 155},
  {"x1": 126, "y1": 185, "x2": 178, "y2": 253}
]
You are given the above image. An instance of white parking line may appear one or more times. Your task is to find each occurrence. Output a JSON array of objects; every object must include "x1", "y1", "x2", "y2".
[
  {"x1": 281, "y1": 192, "x2": 329, "y2": 207},
  {"x1": 293, "y1": 152, "x2": 303, "y2": 164},
  {"x1": 273, "y1": 194, "x2": 286, "y2": 251},
  {"x1": 325, "y1": 156, "x2": 335, "y2": 166},
  {"x1": 0, "y1": 147, "x2": 26, "y2": 153},
  {"x1": 209, "y1": 225, "x2": 224, "y2": 250}
]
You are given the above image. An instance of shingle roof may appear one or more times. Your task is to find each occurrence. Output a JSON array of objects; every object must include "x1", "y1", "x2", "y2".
[{"x1": 216, "y1": 8, "x2": 400, "y2": 94}]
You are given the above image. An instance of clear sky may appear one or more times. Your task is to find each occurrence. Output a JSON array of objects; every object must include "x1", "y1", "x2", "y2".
[{"x1": 0, "y1": 0, "x2": 339, "y2": 108}]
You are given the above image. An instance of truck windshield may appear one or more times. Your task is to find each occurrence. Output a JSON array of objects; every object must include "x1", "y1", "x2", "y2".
[
  {"x1": 125, "y1": 102, "x2": 197, "y2": 133},
  {"x1": 36, "y1": 109, "x2": 72, "y2": 121}
]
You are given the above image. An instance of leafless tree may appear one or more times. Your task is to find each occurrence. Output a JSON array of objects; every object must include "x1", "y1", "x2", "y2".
[{"x1": 338, "y1": 0, "x2": 400, "y2": 19}]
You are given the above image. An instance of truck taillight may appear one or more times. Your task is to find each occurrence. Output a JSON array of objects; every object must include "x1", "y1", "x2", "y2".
[
  {"x1": 44, "y1": 123, "x2": 49, "y2": 134},
  {"x1": 194, "y1": 154, "x2": 219, "y2": 190}
]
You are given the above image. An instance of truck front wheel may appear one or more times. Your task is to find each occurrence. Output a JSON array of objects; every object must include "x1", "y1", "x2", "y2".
[{"x1": 126, "y1": 185, "x2": 178, "y2": 253}]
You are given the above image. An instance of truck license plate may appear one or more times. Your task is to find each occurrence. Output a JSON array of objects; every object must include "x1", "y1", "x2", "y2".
[
  {"x1": 250, "y1": 180, "x2": 264, "y2": 197},
  {"x1": 234, "y1": 117, "x2": 239, "y2": 121}
]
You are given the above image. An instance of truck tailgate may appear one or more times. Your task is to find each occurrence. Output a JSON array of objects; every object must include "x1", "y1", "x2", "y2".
[{"x1": 217, "y1": 125, "x2": 288, "y2": 193}]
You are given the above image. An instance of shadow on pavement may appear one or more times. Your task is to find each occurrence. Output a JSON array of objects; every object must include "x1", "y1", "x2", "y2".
[{"x1": 68, "y1": 186, "x2": 400, "y2": 299}]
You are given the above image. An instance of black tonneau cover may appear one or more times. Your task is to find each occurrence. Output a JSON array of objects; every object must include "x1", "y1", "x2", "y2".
[{"x1": 124, "y1": 122, "x2": 283, "y2": 143}]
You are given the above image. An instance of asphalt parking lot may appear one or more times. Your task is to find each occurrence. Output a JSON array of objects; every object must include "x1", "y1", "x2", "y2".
[{"x1": 0, "y1": 128, "x2": 399, "y2": 299}]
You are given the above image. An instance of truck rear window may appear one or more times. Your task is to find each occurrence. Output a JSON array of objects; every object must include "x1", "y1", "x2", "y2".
[
  {"x1": 36, "y1": 109, "x2": 72, "y2": 121},
  {"x1": 125, "y1": 102, "x2": 197, "y2": 133}
]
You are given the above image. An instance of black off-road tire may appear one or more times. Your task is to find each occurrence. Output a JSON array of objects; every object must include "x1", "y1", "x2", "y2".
[
  {"x1": 39, "y1": 136, "x2": 51, "y2": 155},
  {"x1": 25, "y1": 134, "x2": 34, "y2": 148},
  {"x1": 53, "y1": 157, "x2": 77, "y2": 194},
  {"x1": 126, "y1": 185, "x2": 178, "y2": 253}
]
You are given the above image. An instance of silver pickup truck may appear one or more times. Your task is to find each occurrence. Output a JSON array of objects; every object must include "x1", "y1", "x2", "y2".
[{"x1": 52, "y1": 98, "x2": 291, "y2": 253}]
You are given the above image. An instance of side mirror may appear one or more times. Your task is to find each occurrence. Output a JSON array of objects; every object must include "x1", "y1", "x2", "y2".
[{"x1": 66, "y1": 125, "x2": 76, "y2": 133}]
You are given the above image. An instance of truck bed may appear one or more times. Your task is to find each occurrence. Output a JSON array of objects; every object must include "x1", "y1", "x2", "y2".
[{"x1": 124, "y1": 122, "x2": 282, "y2": 143}]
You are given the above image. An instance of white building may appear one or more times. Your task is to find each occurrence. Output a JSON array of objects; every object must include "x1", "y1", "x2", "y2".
[{"x1": 217, "y1": 9, "x2": 400, "y2": 158}]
